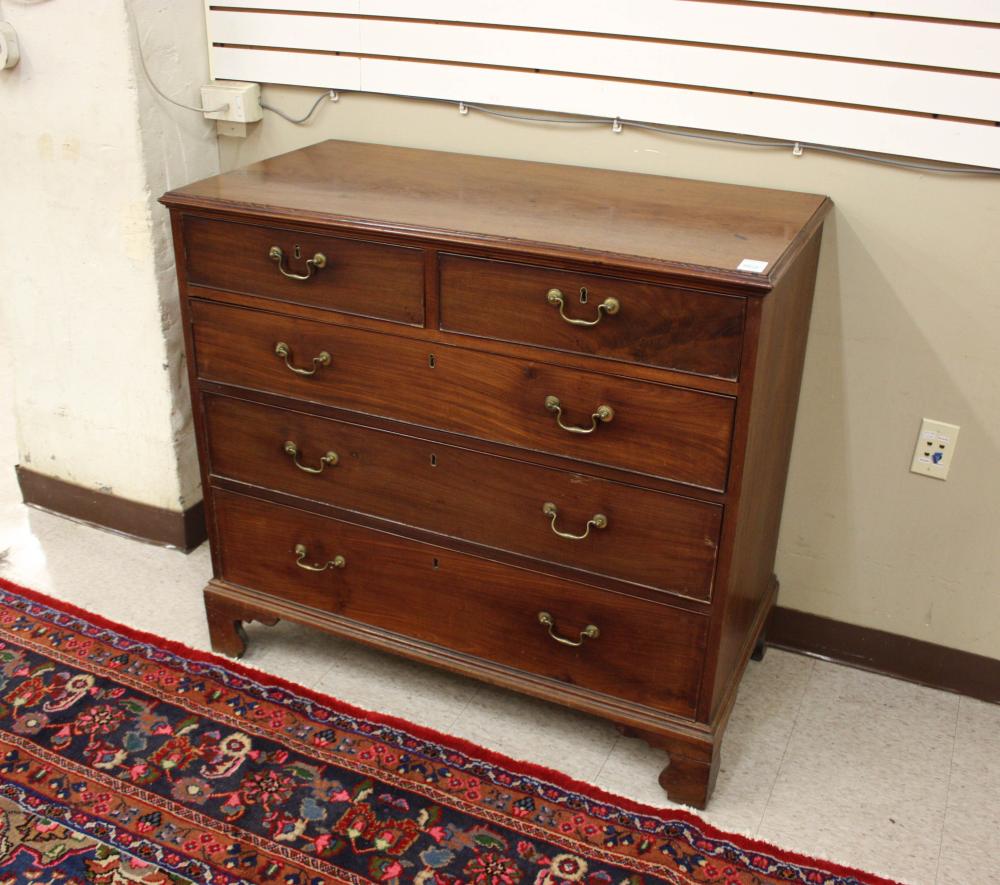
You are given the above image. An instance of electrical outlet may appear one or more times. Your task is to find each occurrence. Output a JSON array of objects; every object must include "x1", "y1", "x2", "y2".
[
  {"x1": 910, "y1": 418, "x2": 960, "y2": 480},
  {"x1": 200, "y1": 81, "x2": 262, "y2": 123}
]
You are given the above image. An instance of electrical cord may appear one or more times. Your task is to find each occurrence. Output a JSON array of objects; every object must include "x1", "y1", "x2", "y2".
[
  {"x1": 456, "y1": 100, "x2": 1000, "y2": 176},
  {"x1": 128, "y1": 0, "x2": 333, "y2": 124},
  {"x1": 625, "y1": 119, "x2": 1000, "y2": 175},
  {"x1": 126, "y1": 1, "x2": 228, "y2": 114},
  {"x1": 260, "y1": 91, "x2": 332, "y2": 124}
]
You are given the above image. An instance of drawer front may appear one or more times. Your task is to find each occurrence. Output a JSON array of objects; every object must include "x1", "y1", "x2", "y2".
[
  {"x1": 440, "y1": 254, "x2": 745, "y2": 379},
  {"x1": 182, "y1": 216, "x2": 424, "y2": 325},
  {"x1": 214, "y1": 490, "x2": 707, "y2": 718},
  {"x1": 204, "y1": 395, "x2": 722, "y2": 601},
  {"x1": 191, "y1": 300, "x2": 735, "y2": 490}
]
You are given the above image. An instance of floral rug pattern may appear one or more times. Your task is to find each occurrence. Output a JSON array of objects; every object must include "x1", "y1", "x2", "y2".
[{"x1": 0, "y1": 578, "x2": 897, "y2": 884}]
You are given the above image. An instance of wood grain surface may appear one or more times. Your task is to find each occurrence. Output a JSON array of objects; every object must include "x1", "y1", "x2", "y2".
[
  {"x1": 439, "y1": 253, "x2": 746, "y2": 379},
  {"x1": 214, "y1": 489, "x2": 708, "y2": 718},
  {"x1": 203, "y1": 393, "x2": 723, "y2": 601},
  {"x1": 191, "y1": 299, "x2": 736, "y2": 490},
  {"x1": 163, "y1": 140, "x2": 829, "y2": 286},
  {"x1": 183, "y1": 215, "x2": 424, "y2": 325}
]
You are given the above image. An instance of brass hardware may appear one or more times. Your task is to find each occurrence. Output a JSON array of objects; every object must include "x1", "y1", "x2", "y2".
[
  {"x1": 537, "y1": 611, "x2": 600, "y2": 647},
  {"x1": 284, "y1": 441, "x2": 338, "y2": 474},
  {"x1": 294, "y1": 543, "x2": 346, "y2": 572},
  {"x1": 544, "y1": 395, "x2": 614, "y2": 435},
  {"x1": 269, "y1": 245, "x2": 327, "y2": 281},
  {"x1": 546, "y1": 287, "x2": 619, "y2": 326},
  {"x1": 274, "y1": 341, "x2": 331, "y2": 376},
  {"x1": 542, "y1": 502, "x2": 607, "y2": 540}
]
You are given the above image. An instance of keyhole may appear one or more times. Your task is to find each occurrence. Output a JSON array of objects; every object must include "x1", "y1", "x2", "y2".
[
  {"x1": 428, "y1": 354, "x2": 436, "y2": 369},
  {"x1": 430, "y1": 453, "x2": 437, "y2": 467},
  {"x1": 579, "y1": 286, "x2": 589, "y2": 304},
  {"x1": 432, "y1": 557, "x2": 440, "y2": 569},
  {"x1": 294, "y1": 244, "x2": 302, "y2": 260}
]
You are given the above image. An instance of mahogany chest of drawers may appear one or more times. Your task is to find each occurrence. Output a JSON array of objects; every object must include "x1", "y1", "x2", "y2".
[{"x1": 162, "y1": 140, "x2": 831, "y2": 809}]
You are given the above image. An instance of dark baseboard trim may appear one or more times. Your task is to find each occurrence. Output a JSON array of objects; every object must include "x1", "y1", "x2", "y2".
[
  {"x1": 16, "y1": 466, "x2": 206, "y2": 553},
  {"x1": 769, "y1": 606, "x2": 999, "y2": 705}
]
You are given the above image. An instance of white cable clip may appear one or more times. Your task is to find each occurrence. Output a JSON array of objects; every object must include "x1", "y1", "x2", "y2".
[
  {"x1": 792, "y1": 142, "x2": 804, "y2": 157},
  {"x1": 328, "y1": 90, "x2": 340, "y2": 102},
  {"x1": 612, "y1": 117, "x2": 623, "y2": 134},
  {"x1": 458, "y1": 102, "x2": 469, "y2": 115}
]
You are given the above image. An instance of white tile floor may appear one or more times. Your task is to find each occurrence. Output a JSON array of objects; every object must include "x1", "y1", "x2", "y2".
[{"x1": 1, "y1": 342, "x2": 996, "y2": 885}]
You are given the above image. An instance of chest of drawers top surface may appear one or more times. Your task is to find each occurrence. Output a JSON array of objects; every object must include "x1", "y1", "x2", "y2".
[{"x1": 163, "y1": 139, "x2": 829, "y2": 287}]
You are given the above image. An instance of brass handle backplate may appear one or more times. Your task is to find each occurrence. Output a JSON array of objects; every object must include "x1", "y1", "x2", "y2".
[
  {"x1": 269, "y1": 245, "x2": 327, "y2": 281},
  {"x1": 547, "y1": 288, "x2": 619, "y2": 326},
  {"x1": 294, "y1": 543, "x2": 346, "y2": 572},
  {"x1": 274, "y1": 341, "x2": 331, "y2": 376},
  {"x1": 284, "y1": 441, "x2": 338, "y2": 474},
  {"x1": 542, "y1": 502, "x2": 607, "y2": 540},
  {"x1": 544, "y1": 395, "x2": 614, "y2": 435},
  {"x1": 537, "y1": 611, "x2": 600, "y2": 647}
]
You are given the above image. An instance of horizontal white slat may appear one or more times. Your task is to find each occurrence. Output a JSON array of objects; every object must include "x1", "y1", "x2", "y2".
[
  {"x1": 213, "y1": 0, "x2": 359, "y2": 9},
  {"x1": 212, "y1": 11, "x2": 361, "y2": 49},
  {"x1": 213, "y1": 46, "x2": 362, "y2": 88},
  {"x1": 212, "y1": 0, "x2": 1000, "y2": 26},
  {"x1": 737, "y1": 0, "x2": 1000, "y2": 23},
  {"x1": 209, "y1": 12, "x2": 1000, "y2": 120},
  {"x1": 359, "y1": 0, "x2": 1000, "y2": 72},
  {"x1": 212, "y1": 47, "x2": 999, "y2": 167}
]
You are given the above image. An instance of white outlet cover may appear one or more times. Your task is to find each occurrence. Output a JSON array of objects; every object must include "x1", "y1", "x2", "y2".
[
  {"x1": 199, "y1": 81, "x2": 262, "y2": 123},
  {"x1": 910, "y1": 418, "x2": 960, "y2": 480}
]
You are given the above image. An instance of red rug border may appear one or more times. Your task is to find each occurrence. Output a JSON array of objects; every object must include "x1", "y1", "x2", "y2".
[{"x1": 0, "y1": 576, "x2": 903, "y2": 885}]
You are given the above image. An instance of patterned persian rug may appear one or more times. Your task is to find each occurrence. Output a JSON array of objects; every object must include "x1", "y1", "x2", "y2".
[{"x1": 0, "y1": 577, "x2": 898, "y2": 884}]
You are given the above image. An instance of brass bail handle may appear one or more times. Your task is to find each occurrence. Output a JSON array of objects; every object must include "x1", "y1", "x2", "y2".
[
  {"x1": 269, "y1": 245, "x2": 327, "y2": 281},
  {"x1": 544, "y1": 395, "x2": 614, "y2": 435},
  {"x1": 537, "y1": 612, "x2": 600, "y2": 647},
  {"x1": 274, "y1": 341, "x2": 331, "y2": 376},
  {"x1": 284, "y1": 441, "x2": 339, "y2": 474},
  {"x1": 542, "y1": 502, "x2": 607, "y2": 540},
  {"x1": 547, "y1": 288, "x2": 619, "y2": 326},
  {"x1": 294, "y1": 543, "x2": 346, "y2": 572}
]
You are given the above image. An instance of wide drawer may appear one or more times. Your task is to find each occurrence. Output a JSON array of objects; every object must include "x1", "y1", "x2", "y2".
[
  {"x1": 204, "y1": 395, "x2": 722, "y2": 601},
  {"x1": 439, "y1": 254, "x2": 745, "y2": 379},
  {"x1": 182, "y1": 215, "x2": 424, "y2": 325},
  {"x1": 191, "y1": 300, "x2": 735, "y2": 490},
  {"x1": 213, "y1": 490, "x2": 707, "y2": 718}
]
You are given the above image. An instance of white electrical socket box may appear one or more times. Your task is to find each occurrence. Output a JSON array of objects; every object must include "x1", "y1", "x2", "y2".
[
  {"x1": 910, "y1": 418, "x2": 960, "y2": 480},
  {"x1": 200, "y1": 81, "x2": 262, "y2": 123}
]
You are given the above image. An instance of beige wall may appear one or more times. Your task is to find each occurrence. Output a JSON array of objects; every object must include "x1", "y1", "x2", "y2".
[{"x1": 220, "y1": 87, "x2": 999, "y2": 660}]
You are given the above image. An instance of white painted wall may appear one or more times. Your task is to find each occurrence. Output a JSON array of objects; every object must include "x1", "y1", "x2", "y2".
[{"x1": 0, "y1": 0, "x2": 218, "y2": 512}]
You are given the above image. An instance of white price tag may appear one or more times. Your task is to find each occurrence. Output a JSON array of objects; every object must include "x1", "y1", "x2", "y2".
[{"x1": 737, "y1": 259, "x2": 769, "y2": 273}]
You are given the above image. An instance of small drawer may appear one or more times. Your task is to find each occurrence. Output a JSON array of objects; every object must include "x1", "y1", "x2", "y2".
[
  {"x1": 440, "y1": 254, "x2": 745, "y2": 379},
  {"x1": 214, "y1": 490, "x2": 708, "y2": 718},
  {"x1": 191, "y1": 300, "x2": 735, "y2": 490},
  {"x1": 182, "y1": 215, "x2": 424, "y2": 325},
  {"x1": 204, "y1": 395, "x2": 723, "y2": 601}
]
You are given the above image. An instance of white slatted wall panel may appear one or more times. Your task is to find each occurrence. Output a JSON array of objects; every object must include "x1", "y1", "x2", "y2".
[{"x1": 206, "y1": 0, "x2": 1000, "y2": 168}]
